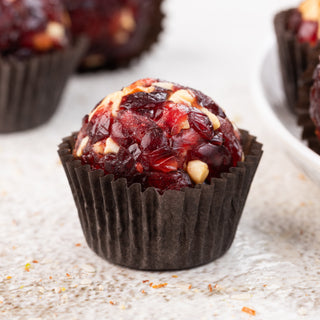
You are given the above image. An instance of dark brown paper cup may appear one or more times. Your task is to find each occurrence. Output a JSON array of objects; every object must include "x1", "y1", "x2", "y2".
[
  {"x1": 274, "y1": 9, "x2": 320, "y2": 114},
  {"x1": 295, "y1": 62, "x2": 320, "y2": 155},
  {"x1": 77, "y1": 0, "x2": 164, "y2": 72},
  {"x1": 297, "y1": 110, "x2": 320, "y2": 154},
  {"x1": 58, "y1": 130, "x2": 263, "y2": 270},
  {"x1": 0, "y1": 37, "x2": 88, "y2": 133}
]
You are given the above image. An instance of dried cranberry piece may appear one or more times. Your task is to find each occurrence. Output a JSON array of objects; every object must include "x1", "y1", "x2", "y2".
[
  {"x1": 157, "y1": 103, "x2": 189, "y2": 136},
  {"x1": 147, "y1": 171, "x2": 192, "y2": 192},
  {"x1": 128, "y1": 143, "x2": 142, "y2": 160},
  {"x1": 140, "y1": 127, "x2": 168, "y2": 151},
  {"x1": 118, "y1": 110, "x2": 159, "y2": 143},
  {"x1": 188, "y1": 109, "x2": 215, "y2": 140},
  {"x1": 87, "y1": 113, "x2": 112, "y2": 144},
  {"x1": 192, "y1": 89, "x2": 225, "y2": 117},
  {"x1": 218, "y1": 118, "x2": 243, "y2": 167},
  {"x1": 172, "y1": 128, "x2": 204, "y2": 154},
  {"x1": 103, "y1": 148, "x2": 137, "y2": 177},
  {"x1": 143, "y1": 147, "x2": 178, "y2": 173},
  {"x1": 110, "y1": 121, "x2": 134, "y2": 148},
  {"x1": 121, "y1": 90, "x2": 168, "y2": 110},
  {"x1": 297, "y1": 20, "x2": 318, "y2": 44},
  {"x1": 189, "y1": 143, "x2": 233, "y2": 178}
]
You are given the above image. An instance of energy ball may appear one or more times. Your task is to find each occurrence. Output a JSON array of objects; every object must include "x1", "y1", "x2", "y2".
[
  {"x1": 63, "y1": 0, "x2": 163, "y2": 70},
  {"x1": 74, "y1": 78, "x2": 243, "y2": 192},
  {"x1": 0, "y1": 0, "x2": 70, "y2": 57}
]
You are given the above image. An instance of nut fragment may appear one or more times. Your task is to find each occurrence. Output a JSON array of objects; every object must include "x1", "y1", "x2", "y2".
[
  {"x1": 89, "y1": 91, "x2": 124, "y2": 120},
  {"x1": 123, "y1": 85, "x2": 155, "y2": 96},
  {"x1": 104, "y1": 137, "x2": 120, "y2": 154},
  {"x1": 92, "y1": 141, "x2": 105, "y2": 154},
  {"x1": 181, "y1": 119, "x2": 190, "y2": 130},
  {"x1": 119, "y1": 8, "x2": 136, "y2": 32},
  {"x1": 154, "y1": 82, "x2": 174, "y2": 90},
  {"x1": 169, "y1": 90, "x2": 195, "y2": 106},
  {"x1": 299, "y1": 0, "x2": 320, "y2": 21},
  {"x1": 200, "y1": 107, "x2": 221, "y2": 130},
  {"x1": 186, "y1": 160, "x2": 209, "y2": 184},
  {"x1": 76, "y1": 136, "x2": 89, "y2": 157},
  {"x1": 46, "y1": 22, "x2": 65, "y2": 41}
]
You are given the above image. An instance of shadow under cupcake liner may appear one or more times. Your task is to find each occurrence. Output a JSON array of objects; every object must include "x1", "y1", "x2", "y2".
[
  {"x1": 0, "y1": 37, "x2": 88, "y2": 133},
  {"x1": 274, "y1": 9, "x2": 320, "y2": 114},
  {"x1": 58, "y1": 130, "x2": 263, "y2": 271}
]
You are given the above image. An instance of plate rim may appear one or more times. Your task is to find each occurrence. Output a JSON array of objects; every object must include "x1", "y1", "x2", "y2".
[{"x1": 252, "y1": 39, "x2": 320, "y2": 172}]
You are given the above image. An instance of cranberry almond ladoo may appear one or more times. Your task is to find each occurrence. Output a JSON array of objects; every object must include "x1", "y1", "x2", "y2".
[
  {"x1": 274, "y1": 0, "x2": 320, "y2": 114},
  {"x1": 62, "y1": 0, "x2": 163, "y2": 70},
  {"x1": 0, "y1": 0, "x2": 87, "y2": 133},
  {"x1": 58, "y1": 78, "x2": 263, "y2": 270},
  {"x1": 0, "y1": 0, "x2": 70, "y2": 57}
]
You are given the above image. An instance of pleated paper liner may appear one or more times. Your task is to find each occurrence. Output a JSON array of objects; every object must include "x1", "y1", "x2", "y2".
[
  {"x1": 295, "y1": 61, "x2": 320, "y2": 155},
  {"x1": 0, "y1": 37, "x2": 88, "y2": 133},
  {"x1": 296, "y1": 108, "x2": 320, "y2": 154},
  {"x1": 58, "y1": 130, "x2": 263, "y2": 271},
  {"x1": 78, "y1": 0, "x2": 164, "y2": 72},
  {"x1": 274, "y1": 9, "x2": 320, "y2": 114}
]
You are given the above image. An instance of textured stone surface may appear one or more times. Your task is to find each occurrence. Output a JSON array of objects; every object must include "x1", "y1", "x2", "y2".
[{"x1": 1, "y1": 0, "x2": 320, "y2": 319}]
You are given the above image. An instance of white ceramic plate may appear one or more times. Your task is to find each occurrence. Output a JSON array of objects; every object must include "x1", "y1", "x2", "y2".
[{"x1": 253, "y1": 42, "x2": 320, "y2": 184}]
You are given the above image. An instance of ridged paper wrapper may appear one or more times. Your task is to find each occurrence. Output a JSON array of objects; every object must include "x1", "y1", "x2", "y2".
[
  {"x1": 58, "y1": 130, "x2": 263, "y2": 270},
  {"x1": 0, "y1": 37, "x2": 88, "y2": 133}
]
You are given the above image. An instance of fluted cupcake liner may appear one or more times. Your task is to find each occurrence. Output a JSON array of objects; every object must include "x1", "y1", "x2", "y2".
[
  {"x1": 58, "y1": 130, "x2": 263, "y2": 271},
  {"x1": 296, "y1": 111, "x2": 320, "y2": 154},
  {"x1": 78, "y1": 0, "x2": 164, "y2": 72},
  {"x1": 274, "y1": 9, "x2": 320, "y2": 114},
  {"x1": 0, "y1": 37, "x2": 88, "y2": 133}
]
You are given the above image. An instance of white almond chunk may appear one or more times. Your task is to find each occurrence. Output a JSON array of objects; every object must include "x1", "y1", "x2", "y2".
[
  {"x1": 187, "y1": 160, "x2": 209, "y2": 184},
  {"x1": 181, "y1": 119, "x2": 190, "y2": 130},
  {"x1": 92, "y1": 141, "x2": 105, "y2": 154},
  {"x1": 200, "y1": 107, "x2": 221, "y2": 130},
  {"x1": 109, "y1": 91, "x2": 124, "y2": 117},
  {"x1": 119, "y1": 8, "x2": 136, "y2": 31},
  {"x1": 153, "y1": 82, "x2": 174, "y2": 90},
  {"x1": 169, "y1": 90, "x2": 195, "y2": 106},
  {"x1": 104, "y1": 137, "x2": 120, "y2": 154},
  {"x1": 89, "y1": 91, "x2": 124, "y2": 120},
  {"x1": 76, "y1": 136, "x2": 89, "y2": 157},
  {"x1": 46, "y1": 22, "x2": 65, "y2": 40},
  {"x1": 299, "y1": 0, "x2": 319, "y2": 21}
]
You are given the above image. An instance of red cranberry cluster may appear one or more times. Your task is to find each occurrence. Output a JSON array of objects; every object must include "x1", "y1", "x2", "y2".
[
  {"x1": 74, "y1": 79, "x2": 243, "y2": 192},
  {"x1": 0, "y1": 0, "x2": 70, "y2": 57}
]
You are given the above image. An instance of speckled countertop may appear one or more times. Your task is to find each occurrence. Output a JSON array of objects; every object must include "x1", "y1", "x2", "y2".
[{"x1": 1, "y1": 1, "x2": 320, "y2": 319}]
